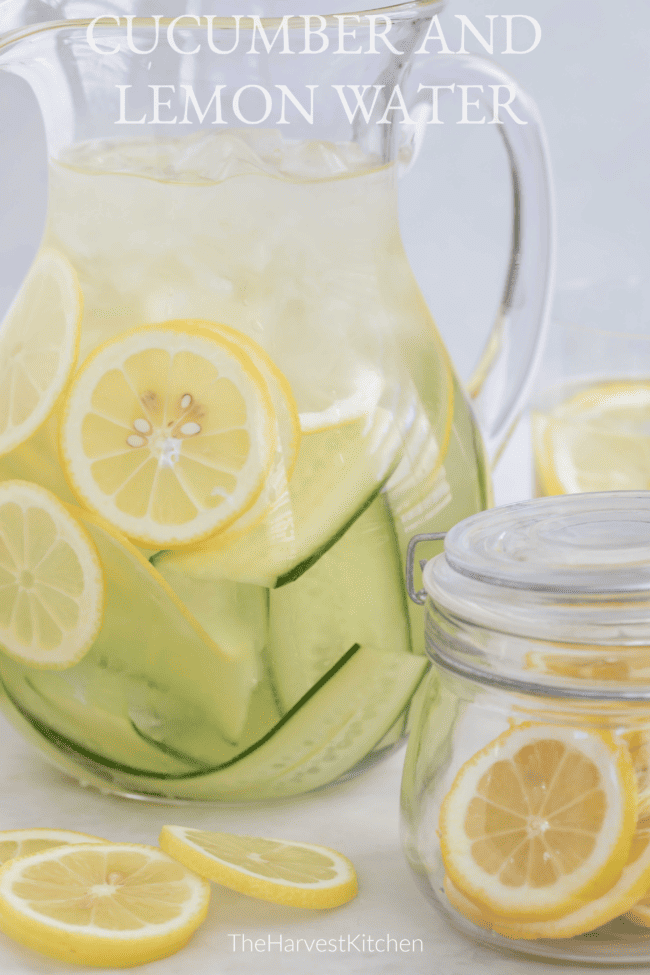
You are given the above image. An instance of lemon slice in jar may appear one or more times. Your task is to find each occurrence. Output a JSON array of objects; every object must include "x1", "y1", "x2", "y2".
[
  {"x1": 445, "y1": 808, "x2": 650, "y2": 938},
  {"x1": 0, "y1": 481, "x2": 104, "y2": 669},
  {"x1": 0, "y1": 249, "x2": 82, "y2": 458},
  {"x1": 159, "y1": 827, "x2": 357, "y2": 909},
  {"x1": 59, "y1": 324, "x2": 275, "y2": 548},
  {"x1": 439, "y1": 722, "x2": 637, "y2": 922},
  {"x1": 0, "y1": 842, "x2": 210, "y2": 967}
]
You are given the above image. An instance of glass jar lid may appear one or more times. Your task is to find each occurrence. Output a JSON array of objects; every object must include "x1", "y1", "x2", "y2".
[{"x1": 422, "y1": 492, "x2": 650, "y2": 697}]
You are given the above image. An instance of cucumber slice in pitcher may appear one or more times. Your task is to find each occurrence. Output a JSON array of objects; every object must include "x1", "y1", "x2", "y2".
[
  {"x1": 98, "y1": 643, "x2": 429, "y2": 801},
  {"x1": 153, "y1": 407, "x2": 404, "y2": 589},
  {"x1": 153, "y1": 567, "x2": 267, "y2": 732},
  {"x1": 0, "y1": 660, "x2": 202, "y2": 776},
  {"x1": 268, "y1": 494, "x2": 412, "y2": 710}
]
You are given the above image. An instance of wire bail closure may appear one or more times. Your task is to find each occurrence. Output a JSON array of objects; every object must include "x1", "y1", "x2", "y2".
[{"x1": 406, "y1": 532, "x2": 446, "y2": 605}]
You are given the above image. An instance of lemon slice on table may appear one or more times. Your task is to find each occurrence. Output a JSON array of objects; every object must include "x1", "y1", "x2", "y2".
[
  {"x1": 0, "y1": 249, "x2": 82, "y2": 458},
  {"x1": 532, "y1": 380, "x2": 650, "y2": 495},
  {"x1": 439, "y1": 723, "x2": 637, "y2": 923},
  {"x1": 0, "y1": 842, "x2": 210, "y2": 967},
  {"x1": 0, "y1": 481, "x2": 104, "y2": 668},
  {"x1": 0, "y1": 829, "x2": 106, "y2": 866},
  {"x1": 159, "y1": 827, "x2": 357, "y2": 909},
  {"x1": 60, "y1": 324, "x2": 275, "y2": 548}
]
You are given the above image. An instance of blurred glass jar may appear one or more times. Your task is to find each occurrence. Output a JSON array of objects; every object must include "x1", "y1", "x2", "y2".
[
  {"x1": 401, "y1": 492, "x2": 650, "y2": 964},
  {"x1": 530, "y1": 280, "x2": 650, "y2": 497}
]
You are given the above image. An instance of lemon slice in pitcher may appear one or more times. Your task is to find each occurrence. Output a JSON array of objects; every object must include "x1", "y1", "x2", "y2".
[
  {"x1": 532, "y1": 380, "x2": 650, "y2": 495},
  {"x1": 0, "y1": 481, "x2": 104, "y2": 669},
  {"x1": 60, "y1": 324, "x2": 275, "y2": 548},
  {"x1": 0, "y1": 249, "x2": 82, "y2": 458}
]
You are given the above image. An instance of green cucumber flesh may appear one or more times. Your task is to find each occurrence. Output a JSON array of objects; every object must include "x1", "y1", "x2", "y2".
[
  {"x1": 71, "y1": 643, "x2": 428, "y2": 800},
  {"x1": 268, "y1": 493, "x2": 412, "y2": 711}
]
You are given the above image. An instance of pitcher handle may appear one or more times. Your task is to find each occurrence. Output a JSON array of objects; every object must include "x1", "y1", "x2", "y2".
[{"x1": 404, "y1": 53, "x2": 554, "y2": 464}]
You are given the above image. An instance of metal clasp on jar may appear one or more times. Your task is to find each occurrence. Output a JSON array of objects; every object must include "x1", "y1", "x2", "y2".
[{"x1": 406, "y1": 532, "x2": 447, "y2": 606}]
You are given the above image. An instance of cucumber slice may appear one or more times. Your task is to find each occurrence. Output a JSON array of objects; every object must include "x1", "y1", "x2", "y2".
[
  {"x1": 130, "y1": 676, "x2": 282, "y2": 768},
  {"x1": 153, "y1": 408, "x2": 402, "y2": 589},
  {"x1": 69, "y1": 643, "x2": 428, "y2": 800},
  {"x1": 2, "y1": 508, "x2": 268, "y2": 751},
  {"x1": 268, "y1": 494, "x2": 411, "y2": 710},
  {"x1": 0, "y1": 661, "x2": 201, "y2": 776},
  {"x1": 153, "y1": 566, "x2": 267, "y2": 741}
]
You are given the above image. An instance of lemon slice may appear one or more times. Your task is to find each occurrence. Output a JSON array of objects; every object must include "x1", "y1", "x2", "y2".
[
  {"x1": 159, "y1": 827, "x2": 357, "y2": 909},
  {"x1": 0, "y1": 842, "x2": 210, "y2": 966},
  {"x1": 626, "y1": 814, "x2": 650, "y2": 926},
  {"x1": 183, "y1": 319, "x2": 300, "y2": 538},
  {"x1": 0, "y1": 830, "x2": 106, "y2": 866},
  {"x1": 445, "y1": 809, "x2": 650, "y2": 938},
  {"x1": 60, "y1": 324, "x2": 275, "y2": 548},
  {"x1": 440, "y1": 723, "x2": 637, "y2": 922},
  {"x1": 181, "y1": 320, "x2": 300, "y2": 477},
  {"x1": 625, "y1": 726, "x2": 650, "y2": 819},
  {"x1": 532, "y1": 380, "x2": 650, "y2": 495},
  {"x1": 0, "y1": 481, "x2": 104, "y2": 668},
  {"x1": 0, "y1": 249, "x2": 82, "y2": 459}
]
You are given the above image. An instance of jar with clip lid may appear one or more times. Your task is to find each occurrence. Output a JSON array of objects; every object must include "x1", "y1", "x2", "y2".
[{"x1": 401, "y1": 492, "x2": 650, "y2": 963}]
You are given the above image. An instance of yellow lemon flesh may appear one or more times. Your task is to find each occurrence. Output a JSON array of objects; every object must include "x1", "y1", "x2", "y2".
[
  {"x1": 532, "y1": 379, "x2": 650, "y2": 495},
  {"x1": 439, "y1": 723, "x2": 637, "y2": 922},
  {"x1": 60, "y1": 324, "x2": 275, "y2": 548},
  {"x1": 0, "y1": 249, "x2": 82, "y2": 458},
  {"x1": 0, "y1": 842, "x2": 210, "y2": 967},
  {"x1": 159, "y1": 826, "x2": 357, "y2": 909},
  {"x1": 0, "y1": 481, "x2": 104, "y2": 668}
]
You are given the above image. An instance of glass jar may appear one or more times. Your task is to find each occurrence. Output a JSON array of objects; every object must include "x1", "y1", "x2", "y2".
[{"x1": 401, "y1": 492, "x2": 650, "y2": 964}]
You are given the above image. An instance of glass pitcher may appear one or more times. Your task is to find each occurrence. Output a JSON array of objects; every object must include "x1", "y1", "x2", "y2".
[{"x1": 0, "y1": 0, "x2": 552, "y2": 801}]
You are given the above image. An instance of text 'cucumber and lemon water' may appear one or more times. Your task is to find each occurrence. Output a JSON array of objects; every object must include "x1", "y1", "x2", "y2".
[{"x1": 0, "y1": 130, "x2": 490, "y2": 800}]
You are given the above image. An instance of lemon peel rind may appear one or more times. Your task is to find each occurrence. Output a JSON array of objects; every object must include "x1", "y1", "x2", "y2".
[
  {"x1": 0, "y1": 842, "x2": 210, "y2": 967},
  {"x1": 159, "y1": 826, "x2": 358, "y2": 909},
  {"x1": 439, "y1": 723, "x2": 637, "y2": 923}
]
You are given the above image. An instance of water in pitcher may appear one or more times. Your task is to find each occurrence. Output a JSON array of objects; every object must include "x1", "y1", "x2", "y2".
[{"x1": 0, "y1": 129, "x2": 489, "y2": 799}]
